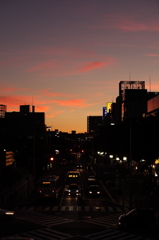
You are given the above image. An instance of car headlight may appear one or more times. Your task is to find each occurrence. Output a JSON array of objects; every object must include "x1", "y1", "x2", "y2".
[
  {"x1": 68, "y1": 190, "x2": 71, "y2": 192},
  {"x1": 5, "y1": 211, "x2": 14, "y2": 215},
  {"x1": 76, "y1": 190, "x2": 79, "y2": 192},
  {"x1": 97, "y1": 191, "x2": 100, "y2": 194},
  {"x1": 89, "y1": 191, "x2": 92, "y2": 194}
]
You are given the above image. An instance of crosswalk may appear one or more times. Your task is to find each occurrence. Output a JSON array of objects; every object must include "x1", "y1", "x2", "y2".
[
  {"x1": 85, "y1": 229, "x2": 154, "y2": 240},
  {"x1": 5, "y1": 211, "x2": 154, "y2": 240},
  {"x1": 83, "y1": 213, "x2": 121, "y2": 227},
  {"x1": 14, "y1": 205, "x2": 130, "y2": 212},
  {"x1": 4, "y1": 226, "x2": 154, "y2": 240},
  {"x1": 4, "y1": 228, "x2": 73, "y2": 240},
  {"x1": 15, "y1": 210, "x2": 74, "y2": 227}
]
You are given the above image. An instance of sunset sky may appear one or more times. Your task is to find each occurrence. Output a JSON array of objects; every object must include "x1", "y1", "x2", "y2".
[{"x1": 0, "y1": 0, "x2": 159, "y2": 133}]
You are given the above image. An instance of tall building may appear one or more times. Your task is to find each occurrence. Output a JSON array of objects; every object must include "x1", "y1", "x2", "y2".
[
  {"x1": 87, "y1": 116, "x2": 103, "y2": 134},
  {"x1": 0, "y1": 104, "x2": 7, "y2": 118},
  {"x1": 0, "y1": 104, "x2": 45, "y2": 171},
  {"x1": 116, "y1": 81, "x2": 147, "y2": 122}
]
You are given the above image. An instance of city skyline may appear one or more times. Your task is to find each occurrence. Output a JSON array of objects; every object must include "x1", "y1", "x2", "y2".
[{"x1": 0, "y1": 0, "x2": 159, "y2": 133}]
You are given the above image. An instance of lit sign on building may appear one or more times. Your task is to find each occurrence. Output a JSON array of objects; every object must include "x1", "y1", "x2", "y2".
[
  {"x1": 107, "y1": 102, "x2": 112, "y2": 112},
  {"x1": 5, "y1": 151, "x2": 15, "y2": 166},
  {"x1": 102, "y1": 107, "x2": 107, "y2": 119},
  {"x1": 155, "y1": 159, "x2": 159, "y2": 164}
]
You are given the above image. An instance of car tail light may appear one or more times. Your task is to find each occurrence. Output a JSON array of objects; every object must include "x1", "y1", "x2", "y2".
[
  {"x1": 52, "y1": 190, "x2": 54, "y2": 193},
  {"x1": 39, "y1": 190, "x2": 42, "y2": 193}
]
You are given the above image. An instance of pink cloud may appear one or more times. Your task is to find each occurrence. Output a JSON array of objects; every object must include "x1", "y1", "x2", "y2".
[
  {"x1": 29, "y1": 46, "x2": 94, "y2": 58},
  {"x1": 89, "y1": 13, "x2": 159, "y2": 32},
  {"x1": 69, "y1": 48, "x2": 95, "y2": 56},
  {"x1": 79, "y1": 58, "x2": 114, "y2": 73},
  {"x1": 0, "y1": 58, "x2": 21, "y2": 67},
  {"x1": 145, "y1": 54, "x2": 159, "y2": 57},
  {"x1": 1, "y1": 87, "x2": 30, "y2": 92},
  {"x1": 26, "y1": 59, "x2": 61, "y2": 72},
  {"x1": 39, "y1": 89, "x2": 77, "y2": 98},
  {"x1": 118, "y1": 21, "x2": 159, "y2": 32}
]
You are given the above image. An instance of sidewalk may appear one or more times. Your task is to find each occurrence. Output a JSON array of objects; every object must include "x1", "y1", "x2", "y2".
[
  {"x1": 105, "y1": 175, "x2": 159, "y2": 210},
  {"x1": 0, "y1": 173, "x2": 35, "y2": 209}
]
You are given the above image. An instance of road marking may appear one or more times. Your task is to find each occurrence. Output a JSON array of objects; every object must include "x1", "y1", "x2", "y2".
[
  {"x1": 77, "y1": 206, "x2": 81, "y2": 211},
  {"x1": 52, "y1": 206, "x2": 58, "y2": 211},
  {"x1": 44, "y1": 206, "x2": 50, "y2": 211},
  {"x1": 69, "y1": 206, "x2": 73, "y2": 211},
  {"x1": 101, "y1": 207, "x2": 105, "y2": 211},
  {"x1": 108, "y1": 207, "x2": 114, "y2": 212},
  {"x1": 85, "y1": 206, "x2": 89, "y2": 211},
  {"x1": 124, "y1": 207, "x2": 129, "y2": 212},
  {"x1": 116, "y1": 207, "x2": 122, "y2": 212},
  {"x1": 8, "y1": 228, "x2": 73, "y2": 240},
  {"x1": 14, "y1": 205, "x2": 130, "y2": 212},
  {"x1": 61, "y1": 206, "x2": 66, "y2": 211},
  {"x1": 28, "y1": 206, "x2": 34, "y2": 211}
]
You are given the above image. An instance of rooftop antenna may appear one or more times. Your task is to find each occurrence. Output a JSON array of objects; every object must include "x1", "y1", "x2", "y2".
[
  {"x1": 129, "y1": 70, "x2": 131, "y2": 81},
  {"x1": 32, "y1": 96, "x2": 34, "y2": 106},
  {"x1": 32, "y1": 97, "x2": 35, "y2": 113},
  {"x1": 149, "y1": 76, "x2": 151, "y2": 92}
]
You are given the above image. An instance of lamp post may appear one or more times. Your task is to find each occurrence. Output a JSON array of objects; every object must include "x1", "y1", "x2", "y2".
[{"x1": 129, "y1": 123, "x2": 132, "y2": 208}]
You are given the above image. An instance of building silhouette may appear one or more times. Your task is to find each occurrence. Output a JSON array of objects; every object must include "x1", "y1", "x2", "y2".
[{"x1": 0, "y1": 105, "x2": 45, "y2": 173}]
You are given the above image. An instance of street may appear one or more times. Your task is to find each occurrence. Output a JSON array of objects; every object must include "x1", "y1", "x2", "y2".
[{"x1": 1, "y1": 161, "x2": 158, "y2": 240}]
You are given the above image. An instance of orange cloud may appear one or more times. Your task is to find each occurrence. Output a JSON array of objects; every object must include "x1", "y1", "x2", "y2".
[
  {"x1": 52, "y1": 99, "x2": 85, "y2": 107},
  {"x1": 46, "y1": 111, "x2": 64, "y2": 118},
  {"x1": 0, "y1": 96, "x2": 32, "y2": 106},
  {"x1": 0, "y1": 83, "x2": 30, "y2": 93},
  {"x1": 0, "y1": 95, "x2": 50, "y2": 113},
  {"x1": 36, "y1": 106, "x2": 49, "y2": 112},
  {"x1": 52, "y1": 99, "x2": 103, "y2": 108},
  {"x1": 46, "y1": 114, "x2": 55, "y2": 118}
]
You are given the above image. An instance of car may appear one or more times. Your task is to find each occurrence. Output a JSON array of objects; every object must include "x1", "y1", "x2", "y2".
[
  {"x1": 87, "y1": 177, "x2": 98, "y2": 187},
  {"x1": 86, "y1": 164, "x2": 92, "y2": 170},
  {"x1": 0, "y1": 208, "x2": 15, "y2": 220},
  {"x1": 88, "y1": 185, "x2": 100, "y2": 197},
  {"x1": 60, "y1": 159, "x2": 69, "y2": 166},
  {"x1": 88, "y1": 175, "x2": 96, "y2": 179},
  {"x1": 66, "y1": 183, "x2": 81, "y2": 196},
  {"x1": 76, "y1": 163, "x2": 82, "y2": 168},
  {"x1": 118, "y1": 208, "x2": 158, "y2": 229}
]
